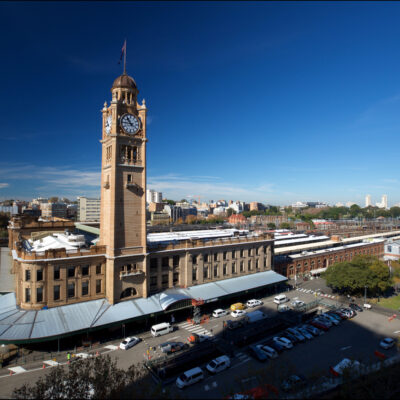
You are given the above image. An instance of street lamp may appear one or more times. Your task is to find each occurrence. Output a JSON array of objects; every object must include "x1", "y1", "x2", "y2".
[{"x1": 364, "y1": 285, "x2": 368, "y2": 305}]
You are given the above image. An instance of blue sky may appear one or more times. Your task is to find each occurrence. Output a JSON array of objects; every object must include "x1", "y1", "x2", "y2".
[{"x1": 1, "y1": 1, "x2": 400, "y2": 206}]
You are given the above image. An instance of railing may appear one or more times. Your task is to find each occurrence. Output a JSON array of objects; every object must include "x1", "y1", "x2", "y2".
[
  {"x1": 15, "y1": 245, "x2": 106, "y2": 260},
  {"x1": 120, "y1": 269, "x2": 144, "y2": 278}
]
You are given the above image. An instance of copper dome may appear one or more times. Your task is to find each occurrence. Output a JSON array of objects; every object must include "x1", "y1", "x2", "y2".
[{"x1": 111, "y1": 73, "x2": 137, "y2": 90}]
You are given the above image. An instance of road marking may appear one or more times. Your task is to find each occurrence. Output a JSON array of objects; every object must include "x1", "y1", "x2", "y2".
[
  {"x1": 169, "y1": 336, "x2": 181, "y2": 341},
  {"x1": 8, "y1": 366, "x2": 26, "y2": 374},
  {"x1": 104, "y1": 344, "x2": 118, "y2": 350},
  {"x1": 340, "y1": 346, "x2": 352, "y2": 351},
  {"x1": 230, "y1": 359, "x2": 250, "y2": 369}
]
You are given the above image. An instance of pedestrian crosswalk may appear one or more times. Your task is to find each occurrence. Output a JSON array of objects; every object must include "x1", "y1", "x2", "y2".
[
  {"x1": 235, "y1": 351, "x2": 251, "y2": 363},
  {"x1": 296, "y1": 288, "x2": 335, "y2": 298},
  {"x1": 178, "y1": 321, "x2": 213, "y2": 337}
]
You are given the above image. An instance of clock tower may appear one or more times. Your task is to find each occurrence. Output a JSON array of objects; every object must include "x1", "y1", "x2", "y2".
[{"x1": 100, "y1": 72, "x2": 148, "y2": 304}]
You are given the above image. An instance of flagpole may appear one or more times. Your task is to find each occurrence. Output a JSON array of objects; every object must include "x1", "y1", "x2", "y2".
[{"x1": 123, "y1": 39, "x2": 127, "y2": 74}]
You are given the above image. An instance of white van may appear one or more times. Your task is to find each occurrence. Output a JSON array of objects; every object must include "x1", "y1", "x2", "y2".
[
  {"x1": 150, "y1": 322, "x2": 173, "y2": 337},
  {"x1": 274, "y1": 294, "x2": 288, "y2": 305},
  {"x1": 176, "y1": 367, "x2": 204, "y2": 389},
  {"x1": 206, "y1": 355, "x2": 230, "y2": 374},
  {"x1": 212, "y1": 309, "x2": 228, "y2": 318}
]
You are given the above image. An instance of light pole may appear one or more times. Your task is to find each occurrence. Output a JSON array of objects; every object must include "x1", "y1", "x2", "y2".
[{"x1": 364, "y1": 285, "x2": 368, "y2": 305}]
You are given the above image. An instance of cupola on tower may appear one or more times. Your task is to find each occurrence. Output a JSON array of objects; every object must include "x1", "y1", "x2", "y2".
[{"x1": 100, "y1": 71, "x2": 148, "y2": 304}]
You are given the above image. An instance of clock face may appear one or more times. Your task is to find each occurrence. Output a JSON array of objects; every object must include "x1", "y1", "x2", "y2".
[
  {"x1": 120, "y1": 113, "x2": 140, "y2": 135},
  {"x1": 105, "y1": 116, "x2": 112, "y2": 135}
]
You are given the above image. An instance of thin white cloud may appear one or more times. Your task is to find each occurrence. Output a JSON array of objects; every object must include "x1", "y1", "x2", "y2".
[{"x1": 0, "y1": 183, "x2": 9, "y2": 189}]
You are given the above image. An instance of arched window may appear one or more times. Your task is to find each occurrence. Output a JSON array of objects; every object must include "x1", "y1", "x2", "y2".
[{"x1": 120, "y1": 287, "x2": 137, "y2": 299}]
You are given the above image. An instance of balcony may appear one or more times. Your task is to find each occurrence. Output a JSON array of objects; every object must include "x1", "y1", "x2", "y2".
[{"x1": 120, "y1": 269, "x2": 144, "y2": 278}]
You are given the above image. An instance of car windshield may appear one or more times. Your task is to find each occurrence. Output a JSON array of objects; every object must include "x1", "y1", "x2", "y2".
[
  {"x1": 209, "y1": 360, "x2": 217, "y2": 368},
  {"x1": 122, "y1": 341, "x2": 127, "y2": 345},
  {"x1": 384, "y1": 338, "x2": 393, "y2": 343},
  {"x1": 178, "y1": 374, "x2": 187, "y2": 382}
]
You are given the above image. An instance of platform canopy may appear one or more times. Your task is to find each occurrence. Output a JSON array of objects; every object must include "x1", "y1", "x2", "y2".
[{"x1": 0, "y1": 270, "x2": 286, "y2": 344}]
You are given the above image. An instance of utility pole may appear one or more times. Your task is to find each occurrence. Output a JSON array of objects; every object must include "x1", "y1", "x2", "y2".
[{"x1": 364, "y1": 285, "x2": 368, "y2": 305}]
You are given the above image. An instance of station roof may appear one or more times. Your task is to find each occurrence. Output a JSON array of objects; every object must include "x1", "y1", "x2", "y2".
[{"x1": 0, "y1": 270, "x2": 287, "y2": 343}]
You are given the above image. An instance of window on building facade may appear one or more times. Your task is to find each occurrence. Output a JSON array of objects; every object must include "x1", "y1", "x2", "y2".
[
  {"x1": 54, "y1": 266, "x2": 60, "y2": 280},
  {"x1": 82, "y1": 265, "x2": 89, "y2": 276},
  {"x1": 264, "y1": 258, "x2": 267, "y2": 268},
  {"x1": 204, "y1": 254, "x2": 209, "y2": 263},
  {"x1": 25, "y1": 288, "x2": 31, "y2": 303},
  {"x1": 248, "y1": 260, "x2": 252, "y2": 270},
  {"x1": 192, "y1": 266, "x2": 197, "y2": 281},
  {"x1": 68, "y1": 282, "x2": 75, "y2": 298},
  {"x1": 240, "y1": 262, "x2": 244, "y2": 272},
  {"x1": 263, "y1": 245, "x2": 267, "y2": 253},
  {"x1": 192, "y1": 254, "x2": 198, "y2": 264},
  {"x1": 203, "y1": 266, "x2": 208, "y2": 279},
  {"x1": 232, "y1": 251, "x2": 235, "y2": 259},
  {"x1": 240, "y1": 249, "x2": 244, "y2": 258},
  {"x1": 67, "y1": 267, "x2": 75, "y2": 278},
  {"x1": 256, "y1": 247, "x2": 260, "y2": 255},
  {"x1": 232, "y1": 262, "x2": 236, "y2": 274},
  {"x1": 37, "y1": 287, "x2": 43, "y2": 302},
  {"x1": 150, "y1": 258, "x2": 157, "y2": 269},
  {"x1": 162, "y1": 275, "x2": 168, "y2": 284},
  {"x1": 223, "y1": 264, "x2": 227, "y2": 275},
  {"x1": 54, "y1": 285, "x2": 60, "y2": 301},
  {"x1": 162, "y1": 257, "x2": 169, "y2": 268},
  {"x1": 214, "y1": 265, "x2": 218, "y2": 277},
  {"x1": 173, "y1": 272, "x2": 179, "y2": 284},
  {"x1": 173, "y1": 255, "x2": 180, "y2": 267},
  {"x1": 25, "y1": 270, "x2": 31, "y2": 281},
  {"x1": 96, "y1": 279, "x2": 102, "y2": 294},
  {"x1": 223, "y1": 251, "x2": 227, "y2": 260},
  {"x1": 82, "y1": 281, "x2": 89, "y2": 296},
  {"x1": 96, "y1": 264, "x2": 102, "y2": 275},
  {"x1": 150, "y1": 276, "x2": 157, "y2": 286},
  {"x1": 127, "y1": 174, "x2": 132, "y2": 183},
  {"x1": 37, "y1": 270, "x2": 43, "y2": 282},
  {"x1": 256, "y1": 260, "x2": 259, "y2": 270}
]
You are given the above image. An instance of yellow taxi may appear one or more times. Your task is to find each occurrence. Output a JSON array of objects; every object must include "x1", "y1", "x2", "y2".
[{"x1": 230, "y1": 302, "x2": 245, "y2": 311}]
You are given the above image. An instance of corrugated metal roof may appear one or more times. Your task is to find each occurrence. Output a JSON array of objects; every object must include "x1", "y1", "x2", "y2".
[{"x1": 0, "y1": 270, "x2": 287, "y2": 343}]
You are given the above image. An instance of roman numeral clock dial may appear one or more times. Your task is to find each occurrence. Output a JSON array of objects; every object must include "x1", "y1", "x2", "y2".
[{"x1": 120, "y1": 113, "x2": 140, "y2": 135}]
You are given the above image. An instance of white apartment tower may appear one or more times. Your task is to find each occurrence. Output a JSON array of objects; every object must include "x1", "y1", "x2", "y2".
[
  {"x1": 382, "y1": 194, "x2": 388, "y2": 209},
  {"x1": 146, "y1": 189, "x2": 162, "y2": 204},
  {"x1": 365, "y1": 194, "x2": 371, "y2": 207}
]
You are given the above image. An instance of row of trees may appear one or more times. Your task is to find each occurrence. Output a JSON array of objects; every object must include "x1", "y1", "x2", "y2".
[{"x1": 323, "y1": 256, "x2": 393, "y2": 296}]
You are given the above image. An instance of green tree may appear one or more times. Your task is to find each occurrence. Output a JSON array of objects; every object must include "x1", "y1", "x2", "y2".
[
  {"x1": 48, "y1": 197, "x2": 59, "y2": 203},
  {"x1": 280, "y1": 222, "x2": 292, "y2": 229},
  {"x1": 226, "y1": 208, "x2": 236, "y2": 217},
  {"x1": 267, "y1": 223, "x2": 276, "y2": 229},
  {"x1": 164, "y1": 199, "x2": 176, "y2": 205},
  {"x1": 324, "y1": 255, "x2": 393, "y2": 296}
]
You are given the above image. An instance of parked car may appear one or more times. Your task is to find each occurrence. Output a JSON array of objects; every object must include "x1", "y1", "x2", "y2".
[
  {"x1": 283, "y1": 331, "x2": 300, "y2": 344},
  {"x1": 246, "y1": 299, "x2": 263, "y2": 308},
  {"x1": 265, "y1": 339, "x2": 285, "y2": 353},
  {"x1": 326, "y1": 311, "x2": 342, "y2": 322},
  {"x1": 380, "y1": 337, "x2": 396, "y2": 349},
  {"x1": 159, "y1": 341, "x2": 188, "y2": 354},
  {"x1": 330, "y1": 358, "x2": 361, "y2": 377},
  {"x1": 273, "y1": 336, "x2": 293, "y2": 349},
  {"x1": 212, "y1": 309, "x2": 228, "y2": 318},
  {"x1": 206, "y1": 355, "x2": 230, "y2": 374},
  {"x1": 281, "y1": 374, "x2": 307, "y2": 392},
  {"x1": 248, "y1": 344, "x2": 269, "y2": 361},
  {"x1": 297, "y1": 327, "x2": 313, "y2": 340},
  {"x1": 260, "y1": 345, "x2": 278, "y2": 359},
  {"x1": 226, "y1": 320, "x2": 244, "y2": 330},
  {"x1": 231, "y1": 310, "x2": 247, "y2": 318},
  {"x1": 230, "y1": 303, "x2": 245, "y2": 311},
  {"x1": 301, "y1": 324, "x2": 324, "y2": 336},
  {"x1": 119, "y1": 336, "x2": 141, "y2": 350},
  {"x1": 286, "y1": 327, "x2": 305, "y2": 342},
  {"x1": 188, "y1": 333, "x2": 211, "y2": 344},
  {"x1": 321, "y1": 313, "x2": 340, "y2": 325},
  {"x1": 309, "y1": 320, "x2": 329, "y2": 332},
  {"x1": 176, "y1": 367, "x2": 204, "y2": 389},
  {"x1": 314, "y1": 316, "x2": 332, "y2": 328},
  {"x1": 291, "y1": 300, "x2": 305, "y2": 308},
  {"x1": 349, "y1": 303, "x2": 363, "y2": 312},
  {"x1": 330, "y1": 310, "x2": 348, "y2": 320}
]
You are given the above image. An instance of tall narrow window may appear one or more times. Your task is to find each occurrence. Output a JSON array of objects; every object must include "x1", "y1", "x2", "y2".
[
  {"x1": 240, "y1": 262, "x2": 244, "y2": 272},
  {"x1": 96, "y1": 264, "x2": 102, "y2": 275},
  {"x1": 96, "y1": 279, "x2": 102, "y2": 294},
  {"x1": 37, "y1": 270, "x2": 43, "y2": 281},
  {"x1": 223, "y1": 264, "x2": 227, "y2": 275},
  {"x1": 68, "y1": 282, "x2": 75, "y2": 298},
  {"x1": 82, "y1": 265, "x2": 89, "y2": 276},
  {"x1": 82, "y1": 281, "x2": 89, "y2": 296},
  {"x1": 232, "y1": 262, "x2": 236, "y2": 274},
  {"x1": 37, "y1": 287, "x2": 43, "y2": 302},
  {"x1": 192, "y1": 267, "x2": 197, "y2": 281},
  {"x1": 25, "y1": 288, "x2": 31, "y2": 302},
  {"x1": 203, "y1": 266, "x2": 208, "y2": 279},
  {"x1": 67, "y1": 266, "x2": 75, "y2": 278},
  {"x1": 54, "y1": 285, "x2": 60, "y2": 301},
  {"x1": 214, "y1": 265, "x2": 218, "y2": 278},
  {"x1": 25, "y1": 270, "x2": 31, "y2": 281},
  {"x1": 54, "y1": 266, "x2": 60, "y2": 280}
]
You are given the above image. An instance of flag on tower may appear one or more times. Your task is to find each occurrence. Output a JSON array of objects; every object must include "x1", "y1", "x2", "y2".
[{"x1": 118, "y1": 40, "x2": 126, "y2": 64}]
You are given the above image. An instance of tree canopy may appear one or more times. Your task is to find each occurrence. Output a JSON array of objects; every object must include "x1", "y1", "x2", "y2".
[{"x1": 323, "y1": 255, "x2": 393, "y2": 296}]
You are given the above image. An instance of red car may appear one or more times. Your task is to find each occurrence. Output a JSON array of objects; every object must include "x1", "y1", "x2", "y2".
[
  {"x1": 328, "y1": 311, "x2": 347, "y2": 320},
  {"x1": 310, "y1": 320, "x2": 330, "y2": 331}
]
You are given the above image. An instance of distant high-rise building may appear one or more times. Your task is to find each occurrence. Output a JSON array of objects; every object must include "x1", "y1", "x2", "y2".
[
  {"x1": 41, "y1": 202, "x2": 67, "y2": 219},
  {"x1": 365, "y1": 194, "x2": 371, "y2": 208},
  {"x1": 382, "y1": 194, "x2": 388, "y2": 209},
  {"x1": 146, "y1": 189, "x2": 162, "y2": 204},
  {"x1": 77, "y1": 197, "x2": 100, "y2": 222}
]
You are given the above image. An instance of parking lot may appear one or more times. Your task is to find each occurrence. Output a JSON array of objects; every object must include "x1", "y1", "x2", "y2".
[{"x1": 1, "y1": 281, "x2": 400, "y2": 399}]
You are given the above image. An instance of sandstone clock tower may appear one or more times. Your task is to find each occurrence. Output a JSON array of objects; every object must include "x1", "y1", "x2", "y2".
[{"x1": 100, "y1": 72, "x2": 148, "y2": 304}]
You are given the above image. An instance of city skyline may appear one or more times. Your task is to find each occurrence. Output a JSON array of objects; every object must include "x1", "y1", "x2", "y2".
[{"x1": 1, "y1": 2, "x2": 400, "y2": 205}]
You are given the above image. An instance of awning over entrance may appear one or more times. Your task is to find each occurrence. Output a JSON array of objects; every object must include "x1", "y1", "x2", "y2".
[
  {"x1": 0, "y1": 270, "x2": 287, "y2": 343},
  {"x1": 310, "y1": 267, "x2": 328, "y2": 275}
]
